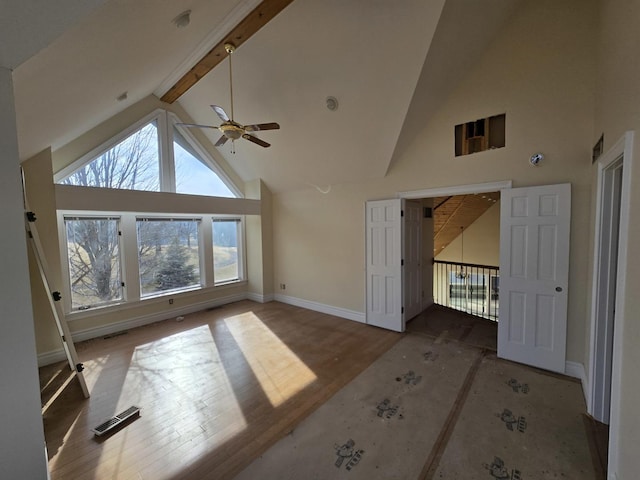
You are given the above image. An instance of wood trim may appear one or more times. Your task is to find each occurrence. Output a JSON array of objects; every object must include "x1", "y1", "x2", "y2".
[{"x1": 160, "y1": 0, "x2": 296, "y2": 104}]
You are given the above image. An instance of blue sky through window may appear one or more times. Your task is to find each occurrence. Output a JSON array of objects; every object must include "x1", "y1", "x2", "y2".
[{"x1": 173, "y1": 127, "x2": 236, "y2": 198}]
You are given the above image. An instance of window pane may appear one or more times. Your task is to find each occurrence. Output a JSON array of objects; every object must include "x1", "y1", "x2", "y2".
[
  {"x1": 173, "y1": 126, "x2": 237, "y2": 198},
  {"x1": 213, "y1": 219, "x2": 240, "y2": 284},
  {"x1": 137, "y1": 219, "x2": 201, "y2": 296},
  {"x1": 65, "y1": 218, "x2": 122, "y2": 309},
  {"x1": 60, "y1": 122, "x2": 160, "y2": 191}
]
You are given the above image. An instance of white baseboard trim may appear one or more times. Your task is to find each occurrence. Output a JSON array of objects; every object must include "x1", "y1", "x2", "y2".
[
  {"x1": 37, "y1": 292, "x2": 365, "y2": 366},
  {"x1": 37, "y1": 349, "x2": 68, "y2": 367},
  {"x1": 273, "y1": 294, "x2": 366, "y2": 323},
  {"x1": 246, "y1": 292, "x2": 274, "y2": 303},
  {"x1": 72, "y1": 292, "x2": 247, "y2": 343},
  {"x1": 37, "y1": 292, "x2": 248, "y2": 366},
  {"x1": 565, "y1": 360, "x2": 586, "y2": 381},
  {"x1": 565, "y1": 361, "x2": 588, "y2": 404}
]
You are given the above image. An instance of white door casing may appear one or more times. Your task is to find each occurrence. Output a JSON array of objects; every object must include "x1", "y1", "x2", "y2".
[
  {"x1": 587, "y1": 132, "x2": 634, "y2": 480},
  {"x1": 403, "y1": 200, "x2": 422, "y2": 321},
  {"x1": 366, "y1": 199, "x2": 404, "y2": 332},
  {"x1": 590, "y1": 158, "x2": 623, "y2": 424},
  {"x1": 498, "y1": 183, "x2": 571, "y2": 373}
]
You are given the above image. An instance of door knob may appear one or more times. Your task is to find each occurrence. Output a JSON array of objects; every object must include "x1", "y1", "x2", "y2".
[{"x1": 555, "y1": 286, "x2": 563, "y2": 292}]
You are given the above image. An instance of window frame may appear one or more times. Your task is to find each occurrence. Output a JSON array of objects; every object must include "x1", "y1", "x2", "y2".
[
  {"x1": 212, "y1": 215, "x2": 246, "y2": 286},
  {"x1": 58, "y1": 210, "x2": 247, "y2": 317},
  {"x1": 54, "y1": 109, "x2": 243, "y2": 199},
  {"x1": 168, "y1": 112, "x2": 243, "y2": 198},
  {"x1": 55, "y1": 109, "x2": 251, "y2": 319},
  {"x1": 135, "y1": 215, "x2": 204, "y2": 299},
  {"x1": 58, "y1": 212, "x2": 126, "y2": 313}
]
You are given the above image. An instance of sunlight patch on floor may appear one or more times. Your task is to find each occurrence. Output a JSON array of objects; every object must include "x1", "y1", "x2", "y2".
[
  {"x1": 77, "y1": 325, "x2": 248, "y2": 479},
  {"x1": 225, "y1": 312, "x2": 318, "y2": 407},
  {"x1": 129, "y1": 324, "x2": 247, "y2": 424}
]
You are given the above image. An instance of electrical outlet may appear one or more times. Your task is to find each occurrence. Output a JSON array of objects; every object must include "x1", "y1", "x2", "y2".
[
  {"x1": 280, "y1": 283, "x2": 286, "y2": 290},
  {"x1": 169, "y1": 298, "x2": 174, "y2": 305}
]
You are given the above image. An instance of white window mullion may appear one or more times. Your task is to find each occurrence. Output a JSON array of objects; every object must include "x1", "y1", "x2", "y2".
[
  {"x1": 201, "y1": 216, "x2": 214, "y2": 287},
  {"x1": 57, "y1": 211, "x2": 74, "y2": 314},
  {"x1": 238, "y1": 216, "x2": 246, "y2": 282},
  {"x1": 120, "y1": 214, "x2": 141, "y2": 302},
  {"x1": 158, "y1": 111, "x2": 175, "y2": 192}
]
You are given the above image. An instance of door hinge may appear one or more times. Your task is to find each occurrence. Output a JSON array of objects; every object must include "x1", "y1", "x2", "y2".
[
  {"x1": 401, "y1": 259, "x2": 404, "y2": 266},
  {"x1": 401, "y1": 210, "x2": 404, "y2": 217},
  {"x1": 121, "y1": 282, "x2": 125, "y2": 287},
  {"x1": 401, "y1": 307, "x2": 404, "y2": 314}
]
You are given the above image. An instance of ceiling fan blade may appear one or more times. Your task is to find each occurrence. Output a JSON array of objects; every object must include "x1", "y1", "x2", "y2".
[
  {"x1": 244, "y1": 122, "x2": 280, "y2": 132},
  {"x1": 211, "y1": 105, "x2": 230, "y2": 122},
  {"x1": 242, "y1": 134, "x2": 271, "y2": 148},
  {"x1": 215, "y1": 135, "x2": 229, "y2": 147},
  {"x1": 176, "y1": 122, "x2": 218, "y2": 129}
]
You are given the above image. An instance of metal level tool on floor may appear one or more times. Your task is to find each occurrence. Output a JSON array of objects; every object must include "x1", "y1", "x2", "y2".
[{"x1": 21, "y1": 168, "x2": 90, "y2": 400}]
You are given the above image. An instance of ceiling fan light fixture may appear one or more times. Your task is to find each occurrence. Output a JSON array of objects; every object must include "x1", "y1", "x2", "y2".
[
  {"x1": 219, "y1": 123, "x2": 244, "y2": 140},
  {"x1": 175, "y1": 39, "x2": 279, "y2": 149}
]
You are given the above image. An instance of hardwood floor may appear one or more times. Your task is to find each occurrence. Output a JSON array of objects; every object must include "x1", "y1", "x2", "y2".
[{"x1": 42, "y1": 301, "x2": 401, "y2": 480}]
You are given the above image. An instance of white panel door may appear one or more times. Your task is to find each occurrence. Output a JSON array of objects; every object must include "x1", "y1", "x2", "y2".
[
  {"x1": 498, "y1": 183, "x2": 571, "y2": 373},
  {"x1": 366, "y1": 199, "x2": 404, "y2": 332},
  {"x1": 403, "y1": 200, "x2": 422, "y2": 321}
]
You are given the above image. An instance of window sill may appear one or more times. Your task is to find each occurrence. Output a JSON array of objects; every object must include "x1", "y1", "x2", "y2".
[{"x1": 65, "y1": 280, "x2": 247, "y2": 322}]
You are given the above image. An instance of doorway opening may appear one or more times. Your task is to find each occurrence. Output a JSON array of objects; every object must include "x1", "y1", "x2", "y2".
[
  {"x1": 587, "y1": 131, "x2": 634, "y2": 478},
  {"x1": 431, "y1": 192, "x2": 501, "y2": 322},
  {"x1": 398, "y1": 181, "x2": 509, "y2": 322},
  {"x1": 589, "y1": 156, "x2": 623, "y2": 426},
  {"x1": 394, "y1": 180, "x2": 572, "y2": 375}
]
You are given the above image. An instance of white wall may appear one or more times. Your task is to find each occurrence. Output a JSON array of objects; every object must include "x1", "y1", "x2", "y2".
[
  {"x1": 0, "y1": 67, "x2": 48, "y2": 479},
  {"x1": 273, "y1": 0, "x2": 595, "y2": 366},
  {"x1": 593, "y1": 0, "x2": 640, "y2": 476}
]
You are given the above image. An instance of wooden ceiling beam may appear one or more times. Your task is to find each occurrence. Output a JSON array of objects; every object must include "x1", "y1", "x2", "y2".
[
  {"x1": 434, "y1": 196, "x2": 453, "y2": 211},
  {"x1": 160, "y1": 0, "x2": 295, "y2": 104}
]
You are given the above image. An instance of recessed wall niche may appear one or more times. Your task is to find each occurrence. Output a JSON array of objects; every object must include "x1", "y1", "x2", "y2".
[{"x1": 454, "y1": 113, "x2": 506, "y2": 156}]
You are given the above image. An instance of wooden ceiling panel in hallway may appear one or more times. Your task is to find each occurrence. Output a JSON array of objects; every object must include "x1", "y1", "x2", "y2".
[{"x1": 433, "y1": 192, "x2": 500, "y2": 255}]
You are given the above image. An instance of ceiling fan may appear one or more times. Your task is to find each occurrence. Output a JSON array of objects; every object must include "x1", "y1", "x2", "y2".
[{"x1": 177, "y1": 42, "x2": 280, "y2": 149}]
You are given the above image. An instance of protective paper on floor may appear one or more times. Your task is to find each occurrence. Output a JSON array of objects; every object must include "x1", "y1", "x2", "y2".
[
  {"x1": 234, "y1": 334, "x2": 479, "y2": 480},
  {"x1": 234, "y1": 336, "x2": 594, "y2": 480},
  {"x1": 433, "y1": 354, "x2": 593, "y2": 479}
]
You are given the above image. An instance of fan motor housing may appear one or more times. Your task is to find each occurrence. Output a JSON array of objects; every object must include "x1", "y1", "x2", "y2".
[{"x1": 219, "y1": 122, "x2": 244, "y2": 140}]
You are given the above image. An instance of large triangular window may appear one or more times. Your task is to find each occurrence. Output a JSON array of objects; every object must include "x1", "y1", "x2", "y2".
[{"x1": 55, "y1": 110, "x2": 240, "y2": 198}]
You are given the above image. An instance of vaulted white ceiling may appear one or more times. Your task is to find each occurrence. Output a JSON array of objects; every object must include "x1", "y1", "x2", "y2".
[{"x1": 11, "y1": 0, "x2": 520, "y2": 194}]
